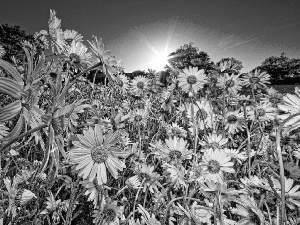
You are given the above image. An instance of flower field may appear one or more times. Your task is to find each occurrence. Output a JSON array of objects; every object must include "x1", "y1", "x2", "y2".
[{"x1": 1, "y1": 10, "x2": 300, "y2": 225}]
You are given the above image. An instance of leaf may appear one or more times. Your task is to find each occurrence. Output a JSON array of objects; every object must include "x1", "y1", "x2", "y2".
[
  {"x1": 0, "y1": 58, "x2": 23, "y2": 85},
  {"x1": 53, "y1": 103, "x2": 76, "y2": 119}
]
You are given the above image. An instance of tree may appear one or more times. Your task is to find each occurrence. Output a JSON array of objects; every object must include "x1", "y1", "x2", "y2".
[
  {"x1": 0, "y1": 24, "x2": 35, "y2": 64},
  {"x1": 257, "y1": 53, "x2": 300, "y2": 84},
  {"x1": 167, "y1": 42, "x2": 216, "y2": 72}
]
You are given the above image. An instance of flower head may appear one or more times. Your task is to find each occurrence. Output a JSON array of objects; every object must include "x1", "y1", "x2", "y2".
[
  {"x1": 178, "y1": 66, "x2": 207, "y2": 94},
  {"x1": 200, "y1": 148, "x2": 235, "y2": 182},
  {"x1": 63, "y1": 41, "x2": 92, "y2": 69},
  {"x1": 131, "y1": 76, "x2": 150, "y2": 96},
  {"x1": 217, "y1": 73, "x2": 242, "y2": 94},
  {"x1": 248, "y1": 102, "x2": 277, "y2": 123},
  {"x1": 63, "y1": 29, "x2": 83, "y2": 45},
  {"x1": 224, "y1": 110, "x2": 245, "y2": 134},
  {"x1": 241, "y1": 69, "x2": 270, "y2": 90},
  {"x1": 68, "y1": 125, "x2": 127, "y2": 185}
]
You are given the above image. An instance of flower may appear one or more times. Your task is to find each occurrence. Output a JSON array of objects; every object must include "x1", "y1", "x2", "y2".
[
  {"x1": 176, "y1": 202, "x2": 212, "y2": 224},
  {"x1": 177, "y1": 66, "x2": 207, "y2": 94},
  {"x1": 0, "y1": 44, "x2": 6, "y2": 57},
  {"x1": 223, "y1": 148, "x2": 247, "y2": 163},
  {"x1": 68, "y1": 125, "x2": 127, "y2": 185},
  {"x1": 125, "y1": 175, "x2": 142, "y2": 189},
  {"x1": 261, "y1": 87, "x2": 283, "y2": 106},
  {"x1": 165, "y1": 122, "x2": 187, "y2": 138},
  {"x1": 278, "y1": 90, "x2": 300, "y2": 114},
  {"x1": 47, "y1": 9, "x2": 66, "y2": 53},
  {"x1": 247, "y1": 102, "x2": 277, "y2": 123},
  {"x1": 163, "y1": 163, "x2": 187, "y2": 189},
  {"x1": 231, "y1": 195, "x2": 265, "y2": 225},
  {"x1": 0, "y1": 123, "x2": 9, "y2": 139},
  {"x1": 224, "y1": 110, "x2": 245, "y2": 134},
  {"x1": 187, "y1": 99, "x2": 214, "y2": 130},
  {"x1": 241, "y1": 69, "x2": 270, "y2": 90},
  {"x1": 63, "y1": 29, "x2": 83, "y2": 45},
  {"x1": 159, "y1": 136, "x2": 192, "y2": 163},
  {"x1": 80, "y1": 180, "x2": 101, "y2": 207},
  {"x1": 63, "y1": 41, "x2": 92, "y2": 69},
  {"x1": 34, "y1": 31, "x2": 49, "y2": 50},
  {"x1": 200, "y1": 148, "x2": 235, "y2": 182},
  {"x1": 137, "y1": 204, "x2": 161, "y2": 225},
  {"x1": 93, "y1": 201, "x2": 123, "y2": 225},
  {"x1": 131, "y1": 76, "x2": 150, "y2": 96},
  {"x1": 217, "y1": 73, "x2": 242, "y2": 94},
  {"x1": 15, "y1": 189, "x2": 36, "y2": 206},
  {"x1": 200, "y1": 132, "x2": 228, "y2": 150},
  {"x1": 135, "y1": 163, "x2": 161, "y2": 193},
  {"x1": 116, "y1": 73, "x2": 130, "y2": 94},
  {"x1": 161, "y1": 91, "x2": 176, "y2": 113},
  {"x1": 128, "y1": 109, "x2": 148, "y2": 127}
]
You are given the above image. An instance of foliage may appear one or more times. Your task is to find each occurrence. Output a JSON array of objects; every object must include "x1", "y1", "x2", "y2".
[{"x1": 1, "y1": 9, "x2": 300, "y2": 225}]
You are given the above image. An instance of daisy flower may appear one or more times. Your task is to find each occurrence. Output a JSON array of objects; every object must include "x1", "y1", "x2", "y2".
[
  {"x1": 116, "y1": 73, "x2": 130, "y2": 94},
  {"x1": 128, "y1": 109, "x2": 148, "y2": 127},
  {"x1": 159, "y1": 136, "x2": 193, "y2": 163},
  {"x1": 248, "y1": 102, "x2": 277, "y2": 123},
  {"x1": 187, "y1": 99, "x2": 214, "y2": 130},
  {"x1": 47, "y1": 9, "x2": 66, "y2": 53},
  {"x1": 223, "y1": 148, "x2": 247, "y2": 163},
  {"x1": 176, "y1": 202, "x2": 212, "y2": 224},
  {"x1": 240, "y1": 176, "x2": 271, "y2": 191},
  {"x1": 217, "y1": 73, "x2": 242, "y2": 94},
  {"x1": 0, "y1": 44, "x2": 6, "y2": 57},
  {"x1": 161, "y1": 91, "x2": 176, "y2": 113},
  {"x1": 163, "y1": 163, "x2": 187, "y2": 189},
  {"x1": 177, "y1": 66, "x2": 207, "y2": 94},
  {"x1": 200, "y1": 132, "x2": 228, "y2": 150},
  {"x1": 135, "y1": 163, "x2": 161, "y2": 193},
  {"x1": 125, "y1": 175, "x2": 142, "y2": 189},
  {"x1": 278, "y1": 89, "x2": 300, "y2": 114},
  {"x1": 231, "y1": 195, "x2": 265, "y2": 225},
  {"x1": 0, "y1": 123, "x2": 9, "y2": 139},
  {"x1": 200, "y1": 148, "x2": 235, "y2": 182},
  {"x1": 80, "y1": 179, "x2": 101, "y2": 207},
  {"x1": 224, "y1": 110, "x2": 245, "y2": 134},
  {"x1": 93, "y1": 201, "x2": 123, "y2": 225},
  {"x1": 165, "y1": 122, "x2": 187, "y2": 138},
  {"x1": 63, "y1": 41, "x2": 92, "y2": 69},
  {"x1": 63, "y1": 29, "x2": 83, "y2": 45},
  {"x1": 34, "y1": 32, "x2": 49, "y2": 50},
  {"x1": 241, "y1": 69, "x2": 270, "y2": 90},
  {"x1": 68, "y1": 125, "x2": 127, "y2": 185},
  {"x1": 131, "y1": 76, "x2": 150, "y2": 96},
  {"x1": 261, "y1": 87, "x2": 283, "y2": 107}
]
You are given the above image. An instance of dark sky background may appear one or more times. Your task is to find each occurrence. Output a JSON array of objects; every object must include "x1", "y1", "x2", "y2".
[{"x1": 1, "y1": 0, "x2": 300, "y2": 72}]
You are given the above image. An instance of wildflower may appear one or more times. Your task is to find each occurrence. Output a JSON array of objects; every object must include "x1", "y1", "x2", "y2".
[
  {"x1": 176, "y1": 202, "x2": 212, "y2": 224},
  {"x1": 15, "y1": 189, "x2": 36, "y2": 206},
  {"x1": 248, "y1": 102, "x2": 277, "y2": 122},
  {"x1": 92, "y1": 201, "x2": 123, "y2": 225},
  {"x1": 131, "y1": 76, "x2": 150, "y2": 96},
  {"x1": 241, "y1": 69, "x2": 270, "y2": 90},
  {"x1": 278, "y1": 88, "x2": 300, "y2": 114},
  {"x1": 240, "y1": 176, "x2": 271, "y2": 192},
  {"x1": 47, "y1": 9, "x2": 66, "y2": 53},
  {"x1": 163, "y1": 163, "x2": 187, "y2": 189},
  {"x1": 116, "y1": 73, "x2": 130, "y2": 94},
  {"x1": 0, "y1": 44, "x2": 5, "y2": 57},
  {"x1": 261, "y1": 87, "x2": 283, "y2": 106},
  {"x1": 165, "y1": 122, "x2": 187, "y2": 138},
  {"x1": 63, "y1": 29, "x2": 83, "y2": 45},
  {"x1": 135, "y1": 163, "x2": 161, "y2": 193},
  {"x1": 159, "y1": 136, "x2": 192, "y2": 163},
  {"x1": 0, "y1": 123, "x2": 9, "y2": 139},
  {"x1": 187, "y1": 99, "x2": 214, "y2": 130},
  {"x1": 177, "y1": 66, "x2": 207, "y2": 94},
  {"x1": 63, "y1": 41, "x2": 92, "y2": 69},
  {"x1": 80, "y1": 179, "x2": 101, "y2": 207},
  {"x1": 231, "y1": 195, "x2": 265, "y2": 225},
  {"x1": 138, "y1": 204, "x2": 161, "y2": 225},
  {"x1": 68, "y1": 125, "x2": 126, "y2": 185},
  {"x1": 128, "y1": 109, "x2": 148, "y2": 127},
  {"x1": 217, "y1": 73, "x2": 242, "y2": 94},
  {"x1": 200, "y1": 132, "x2": 228, "y2": 150},
  {"x1": 125, "y1": 175, "x2": 142, "y2": 189},
  {"x1": 223, "y1": 148, "x2": 247, "y2": 163},
  {"x1": 161, "y1": 91, "x2": 176, "y2": 113},
  {"x1": 200, "y1": 148, "x2": 235, "y2": 182},
  {"x1": 224, "y1": 110, "x2": 245, "y2": 134},
  {"x1": 34, "y1": 32, "x2": 49, "y2": 50}
]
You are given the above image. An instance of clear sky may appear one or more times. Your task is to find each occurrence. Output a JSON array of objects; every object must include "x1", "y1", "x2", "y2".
[{"x1": 1, "y1": 0, "x2": 300, "y2": 73}]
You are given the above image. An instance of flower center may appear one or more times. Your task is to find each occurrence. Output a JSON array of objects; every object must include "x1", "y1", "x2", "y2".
[
  {"x1": 103, "y1": 208, "x2": 116, "y2": 222},
  {"x1": 225, "y1": 79, "x2": 235, "y2": 87},
  {"x1": 210, "y1": 77, "x2": 218, "y2": 84},
  {"x1": 209, "y1": 142, "x2": 220, "y2": 149},
  {"x1": 207, "y1": 160, "x2": 220, "y2": 174},
  {"x1": 257, "y1": 108, "x2": 266, "y2": 117},
  {"x1": 187, "y1": 75, "x2": 197, "y2": 84},
  {"x1": 227, "y1": 115, "x2": 238, "y2": 124},
  {"x1": 134, "y1": 115, "x2": 143, "y2": 122},
  {"x1": 69, "y1": 53, "x2": 81, "y2": 64},
  {"x1": 65, "y1": 39, "x2": 73, "y2": 45},
  {"x1": 250, "y1": 77, "x2": 260, "y2": 84},
  {"x1": 91, "y1": 146, "x2": 108, "y2": 163},
  {"x1": 137, "y1": 81, "x2": 145, "y2": 89},
  {"x1": 197, "y1": 109, "x2": 208, "y2": 120},
  {"x1": 269, "y1": 97, "x2": 278, "y2": 104},
  {"x1": 169, "y1": 150, "x2": 182, "y2": 160},
  {"x1": 118, "y1": 79, "x2": 124, "y2": 87},
  {"x1": 137, "y1": 102, "x2": 145, "y2": 109},
  {"x1": 48, "y1": 28, "x2": 57, "y2": 40}
]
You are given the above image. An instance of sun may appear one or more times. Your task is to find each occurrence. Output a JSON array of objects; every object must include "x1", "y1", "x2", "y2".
[{"x1": 149, "y1": 51, "x2": 170, "y2": 71}]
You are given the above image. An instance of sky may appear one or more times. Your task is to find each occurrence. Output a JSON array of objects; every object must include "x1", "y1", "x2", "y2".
[{"x1": 1, "y1": 0, "x2": 300, "y2": 73}]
